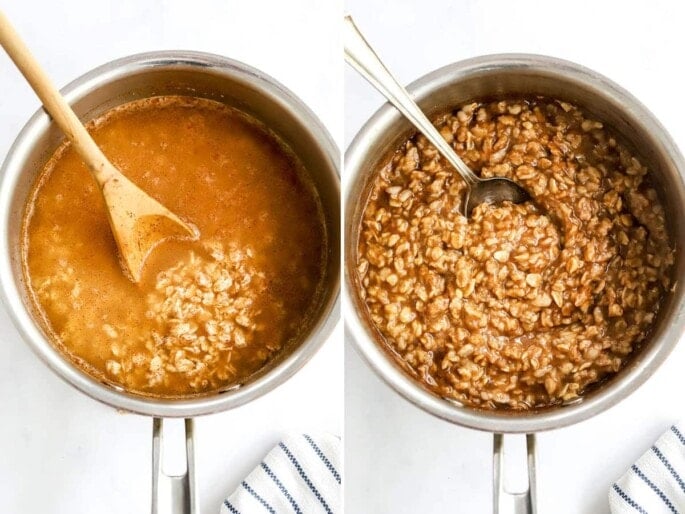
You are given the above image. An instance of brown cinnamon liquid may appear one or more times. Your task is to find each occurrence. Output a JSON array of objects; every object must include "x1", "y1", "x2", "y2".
[{"x1": 22, "y1": 96, "x2": 327, "y2": 397}]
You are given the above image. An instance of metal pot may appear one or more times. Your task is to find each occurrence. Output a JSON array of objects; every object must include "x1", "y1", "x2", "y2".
[
  {"x1": 344, "y1": 54, "x2": 685, "y2": 513},
  {"x1": 0, "y1": 51, "x2": 340, "y2": 513}
]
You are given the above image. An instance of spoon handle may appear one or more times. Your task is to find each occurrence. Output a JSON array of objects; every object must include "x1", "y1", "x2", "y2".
[
  {"x1": 344, "y1": 15, "x2": 479, "y2": 187},
  {"x1": 0, "y1": 10, "x2": 114, "y2": 185}
]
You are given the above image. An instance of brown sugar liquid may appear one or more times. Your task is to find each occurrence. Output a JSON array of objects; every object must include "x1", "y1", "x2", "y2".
[{"x1": 22, "y1": 96, "x2": 327, "y2": 397}]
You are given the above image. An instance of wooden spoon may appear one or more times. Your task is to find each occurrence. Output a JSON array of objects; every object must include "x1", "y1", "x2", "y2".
[{"x1": 0, "y1": 10, "x2": 199, "y2": 282}]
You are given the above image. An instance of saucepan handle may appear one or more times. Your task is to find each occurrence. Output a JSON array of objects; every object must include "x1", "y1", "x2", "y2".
[
  {"x1": 152, "y1": 418, "x2": 197, "y2": 514},
  {"x1": 493, "y1": 433, "x2": 537, "y2": 514}
]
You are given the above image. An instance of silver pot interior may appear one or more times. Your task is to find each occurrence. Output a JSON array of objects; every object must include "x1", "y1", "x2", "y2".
[
  {"x1": 1, "y1": 51, "x2": 340, "y2": 417},
  {"x1": 344, "y1": 54, "x2": 685, "y2": 433}
]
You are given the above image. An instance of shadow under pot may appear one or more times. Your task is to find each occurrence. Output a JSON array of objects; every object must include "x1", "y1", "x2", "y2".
[
  {"x1": 0, "y1": 51, "x2": 340, "y2": 514},
  {"x1": 344, "y1": 53, "x2": 685, "y2": 513}
]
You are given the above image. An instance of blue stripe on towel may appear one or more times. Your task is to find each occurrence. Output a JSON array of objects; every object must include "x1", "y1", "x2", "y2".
[
  {"x1": 631, "y1": 464, "x2": 678, "y2": 514},
  {"x1": 242, "y1": 481, "x2": 276, "y2": 514},
  {"x1": 260, "y1": 462, "x2": 303, "y2": 514},
  {"x1": 652, "y1": 445, "x2": 685, "y2": 494},
  {"x1": 224, "y1": 499, "x2": 241, "y2": 514},
  {"x1": 672, "y1": 426, "x2": 685, "y2": 446},
  {"x1": 613, "y1": 483, "x2": 648, "y2": 514},
  {"x1": 279, "y1": 442, "x2": 334, "y2": 514},
  {"x1": 303, "y1": 434, "x2": 342, "y2": 485}
]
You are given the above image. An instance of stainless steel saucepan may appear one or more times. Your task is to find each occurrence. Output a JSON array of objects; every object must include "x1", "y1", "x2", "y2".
[
  {"x1": 0, "y1": 51, "x2": 340, "y2": 514},
  {"x1": 344, "y1": 54, "x2": 685, "y2": 513}
]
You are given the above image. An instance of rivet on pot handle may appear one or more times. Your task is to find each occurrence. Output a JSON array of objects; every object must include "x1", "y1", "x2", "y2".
[
  {"x1": 152, "y1": 418, "x2": 197, "y2": 514},
  {"x1": 493, "y1": 433, "x2": 537, "y2": 514}
]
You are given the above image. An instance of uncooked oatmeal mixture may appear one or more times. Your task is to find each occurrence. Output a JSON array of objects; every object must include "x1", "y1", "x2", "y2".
[
  {"x1": 23, "y1": 96, "x2": 327, "y2": 397},
  {"x1": 357, "y1": 97, "x2": 673, "y2": 410}
]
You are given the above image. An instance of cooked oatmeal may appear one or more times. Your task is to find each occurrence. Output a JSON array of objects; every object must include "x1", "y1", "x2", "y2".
[
  {"x1": 23, "y1": 96, "x2": 327, "y2": 397},
  {"x1": 357, "y1": 97, "x2": 673, "y2": 410}
]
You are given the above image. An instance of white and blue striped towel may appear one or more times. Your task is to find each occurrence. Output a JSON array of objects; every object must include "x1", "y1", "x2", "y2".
[
  {"x1": 610, "y1": 423, "x2": 685, "y2": 513},
  {"x1": 221, "y1": 433, "x2": 341, "y2": 514}
]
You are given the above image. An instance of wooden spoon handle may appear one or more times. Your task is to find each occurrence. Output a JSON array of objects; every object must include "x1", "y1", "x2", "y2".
[{"x1": 0, "y1": 10, "x2": 113, "y2": 185}]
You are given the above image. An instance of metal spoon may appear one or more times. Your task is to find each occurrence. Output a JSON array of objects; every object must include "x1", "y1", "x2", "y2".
[
  {"x1": 0, "y1": 10, "x2": 198, "y2": 282},
  {"x1": 344, "y1": 16, "x2": 530, "y2": 217}
]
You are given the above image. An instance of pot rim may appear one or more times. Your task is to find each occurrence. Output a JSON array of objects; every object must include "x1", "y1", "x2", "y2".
[
  {"x1": 344, "y1": 53, "x2": 685, "y2": 433},
  {"x1": 0, "y1": 50, "x2": 340, "y2": 418}
]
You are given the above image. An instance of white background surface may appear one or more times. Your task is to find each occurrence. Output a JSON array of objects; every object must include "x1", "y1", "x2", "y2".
[
  {"x1": 344, "y1": 0, "x2": 685, "y2": 513},
  {"x1": 5, "y1": 1, "x2": 685, "y2": 513},
  {"x1": 0, "y1": 1, "x2": 342, "y2": 513}
]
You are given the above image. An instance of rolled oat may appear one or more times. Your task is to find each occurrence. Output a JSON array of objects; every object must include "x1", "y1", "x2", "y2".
[{"x1": 357, "y1": 97, "x2": 673, "y2": 410}]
